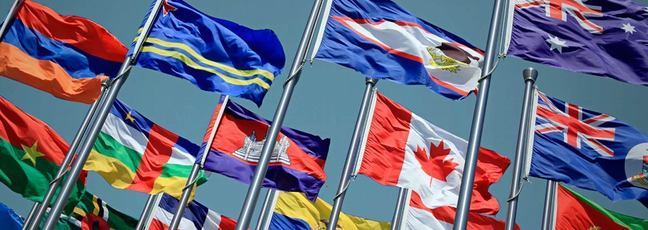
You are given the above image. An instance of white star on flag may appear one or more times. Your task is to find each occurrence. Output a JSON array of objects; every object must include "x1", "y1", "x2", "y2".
[
  {"x1": 621, "y1": 23, "x2": 636, "y2": 34},
  {"x1": 546, "y1": 35, "x2": 568, "y2": 53}
]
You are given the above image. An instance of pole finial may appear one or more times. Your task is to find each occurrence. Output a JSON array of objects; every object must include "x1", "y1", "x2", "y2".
[
  {"x1": 523, "y1": 67, "x2": 538, "y2": 82},
  {"x1": 366, "y1": 78, "x2": 378, "y2": 85}
]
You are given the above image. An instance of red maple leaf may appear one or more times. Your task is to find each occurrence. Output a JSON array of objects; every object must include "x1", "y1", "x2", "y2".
[{"x1": 414, "y1": 140, "x2": 459, "y2": 184}]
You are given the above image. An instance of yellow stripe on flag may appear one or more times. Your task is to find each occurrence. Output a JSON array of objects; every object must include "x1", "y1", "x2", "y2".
[
  {"x1": 152, "y1": 176, "x2": 197, "y2": 199},
  {"x1": 83, "y1": 150, "x2": 136, "y2": 189}
]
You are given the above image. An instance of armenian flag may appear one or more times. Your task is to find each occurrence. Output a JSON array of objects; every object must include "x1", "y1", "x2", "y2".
[
  {"x1": 84, "y1": 99, "x2": 205, "y2": 198},
  {"x1": 0, "y1": 0, "x2": 126, "y2": 104}
]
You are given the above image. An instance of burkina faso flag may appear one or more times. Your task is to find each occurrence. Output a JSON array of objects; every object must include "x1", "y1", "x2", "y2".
[
  {"x1": 0, "y1": 96, "x2": 85, "y2": 211},
  {"x1": 556, "y1": 184, "x2": 648, "y2": 230}
]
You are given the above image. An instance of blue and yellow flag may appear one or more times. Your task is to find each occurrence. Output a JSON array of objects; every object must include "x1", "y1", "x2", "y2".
[
  {"x1": 133, "y1": 0, "x2": 285, "y2": 106},
  {"x1": 270, "y1": 192, "x2": 390, "y2": 230}
]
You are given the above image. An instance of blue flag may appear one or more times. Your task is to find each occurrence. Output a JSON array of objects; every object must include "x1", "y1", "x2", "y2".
[
  {"x1": 314, "y1": 0, "x2": 484, "y2": 100},
  {"x1": 0, "y1": 203, "x2": 23, "y2": 230},
  {"x1": 133, "y1": 0, "x2": 286, "y2": 106},
  {"x1": 507, "y1": 0, "x2": 648, "y2": 86},
  {"x1": 528, "y1": 91, "x2": 648, "y2": 203}
]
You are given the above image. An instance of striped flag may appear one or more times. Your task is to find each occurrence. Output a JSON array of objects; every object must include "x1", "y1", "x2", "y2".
[
  {"x1": 149, "y1": 194, "x2": 236, "y2": 230},
  {"x1": 0, "y1": 0, "x2": 126, "y2": 103},
  {"x1": 83, "y1": 99, "x2": 206, "y2": 198},
  {"x1": 63, "y1": 191, "x2": 137, "y2": 229}
]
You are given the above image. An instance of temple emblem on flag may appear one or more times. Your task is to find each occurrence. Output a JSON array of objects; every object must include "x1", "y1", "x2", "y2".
[
  {"x1": 233, "y1": 132, "x2": 291, "y2": 165},
  {"x1": 514, "y1": 0, "x2": 603, "y2": 33},
  {"x1": 536, "y1": 93, "x2": 616, "y2": 157}
]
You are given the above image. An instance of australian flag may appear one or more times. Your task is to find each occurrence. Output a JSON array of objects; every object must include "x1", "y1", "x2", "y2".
[
  {"x1": 198, "y1": 97, "x2": 330, "y2": 200},
  {"x1": 527, "y1": 91, "x2": 648, "y2": 204},
  {"x1": 507, "y1": 0, "x2": 648, "y2": 86}
]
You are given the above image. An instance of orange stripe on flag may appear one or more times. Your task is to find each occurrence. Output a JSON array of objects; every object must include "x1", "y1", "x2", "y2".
[{"x1": 0, "y1": 42, "x2": 105, "y2": 104}]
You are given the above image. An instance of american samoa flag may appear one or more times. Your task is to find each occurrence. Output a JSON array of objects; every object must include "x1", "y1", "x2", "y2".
[
  {"x1": 527, "y1": 90, "x2": 648, "y2": 203},
  {"x1": 313, "y1": 0, "x2": 483, "y2": 100}
]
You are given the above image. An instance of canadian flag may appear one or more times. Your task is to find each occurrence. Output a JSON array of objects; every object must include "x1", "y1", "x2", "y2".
[{"x1": 356, "y1": 92, "x2": 510, "y2": 215}]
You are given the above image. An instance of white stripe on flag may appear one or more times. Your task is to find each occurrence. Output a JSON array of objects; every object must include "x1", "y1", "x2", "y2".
[
  {"x1": 151, "y1": 205, "x2": 196, "y2": 229},
  {"x1": 202, "y1": 209, "x2": 223, "y2": 230},
  {"x1": 102, "y1": 113, "x2": 149, "y2": 154}
]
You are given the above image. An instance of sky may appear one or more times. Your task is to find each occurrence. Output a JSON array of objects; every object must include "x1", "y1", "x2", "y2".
[{"x1": 1, "y1": 0, "x2": 646, "y2": 229}]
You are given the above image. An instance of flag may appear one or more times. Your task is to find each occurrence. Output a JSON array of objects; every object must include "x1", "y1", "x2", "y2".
[
  {"x1": 357, "y1": 93, "x2": 510, "y2": 214},
  {"x1": 506, "y1": 0, "x2": 648, "y2": 86},
  {"x1": 527, "y1": 91, "x2": 648, "y2": 202},
  {"x1": 269, "y1": 192, "x2": 390, "y2": 230},
  {"x1": 314, "y1": 0, "x2": 483, "y2": 100},
  {"x1": 0, "y1": 202, "x2": 23, "y2": 230},
  {"x1": 133, "y1": 0, "x2": 286, "y2": 106},
  {"x1": 149, "y1": 194, "x2": 236, "y2": 230},
  {"x1": 83, "y1": 99, "x2": 205, "y2": 198},
  {"x1": 200, "y1": 99, "x2": 330, "y2": 200},
  {"x1": 0, "y1": 0, "x2": 126, "y2": 104},
  {"x1": 0, "y1": 96, "x2": 85, "y2": 211},
  {"x1": 555, "y1": 184, "x2": 648, "y2": 230},
  {"x1": 62, "y1": 191, "x2": 137, "y2": 230},
  {"x1": 406, "y1": 191, "x2": 517, "y2": 230}
]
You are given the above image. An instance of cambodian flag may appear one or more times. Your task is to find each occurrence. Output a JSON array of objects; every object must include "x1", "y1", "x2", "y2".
[
  {"x1": 314, "y1": 0, "x2": 484, "y2": 100},
  {"x1": 199, "y1": 98, "x2": 330, "y2": 200},
  {"x1": 0, "y1": 0, "x2": 126, "y2": 104}
]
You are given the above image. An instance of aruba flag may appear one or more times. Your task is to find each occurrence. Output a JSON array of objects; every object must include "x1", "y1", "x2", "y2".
[
  {"x1": 133, "y1": 0, "x2": 286, "y2": 106},
  {"x1": 0, "y1": 0, "x2": 127, "y2": 104},
  {"x1": 199, "y1": 98, "x2": 330, "y2": 200}
]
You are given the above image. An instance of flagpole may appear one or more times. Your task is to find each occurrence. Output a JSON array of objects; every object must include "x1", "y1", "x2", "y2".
[
  {"x1": 504, "y1": 67, "x2": 538, "y2": 230},
  {"x1": 24, "y1": 82, "x2": 108, "y2": 230},
  {"x1": 452, "y1": 0, "x2": 508, "y2": 228},
  {"x1": 135, "y1": 194, "x2": 157, "y2": 230},
  {"x1": 0, "y1": 0, "x2": 23, "y2": 41},
  {"x1": 255, "y1": 189, "x2": 279, "y2": 230},
  {"x1": 326, "y1": 78, "x2": 377, "y2": 230},
  {"x1": 541, "y1": 181, "x2": 557, "y2": 230},
  {"x1": 23, "y1": 202, "x2": 39, "y2": 227},
  {"x1": 390, "y1": 188, "x2": 410, "y2": 230},
  {"x1": 168, "y1": 95, "x2": 230, "y2": 230},
  {"x1": 234, "y1": 0, "x2": 326, "y2": 228},
  {"x1": 41, "y1": 1, "x2": 166, "y2": 229}
]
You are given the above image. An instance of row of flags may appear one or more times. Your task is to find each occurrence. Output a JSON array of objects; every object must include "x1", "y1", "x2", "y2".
[{"x1": 0, "y1": 0, "x2": 646, "y2": 229}]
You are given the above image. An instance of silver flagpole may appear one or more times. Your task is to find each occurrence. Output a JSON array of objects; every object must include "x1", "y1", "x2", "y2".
[
  {"x1": 0, "y1": 0, "x2": 23, "y2": 41},
  {"x1": 135, "y1": 195, "x2": 157, "y2": 230},
  {"x1": 234, "y1": 0, "x2": 326, "y2": 228},
  {"x1": 255, "y1": 189, "x2": 279, "y2": 230},
  {"x1": 390, "y1": 188, "x2": 410, "y2": 230},
  {"x1": 23, "y1": 202, "x2": 39, "y2": 227},
  {"x1": 453, "y1": 0, "x2": 509, "y2": 228},
  {"x1": 541, "y1": 181, "x2": 557, "y2": 230},
  {"x1": 504, "y1": 67, "x2": 538, "y2": 230},
  {"x1": 25, "y1": 83, "x2": 108, "y2": 230},
  {"x1": 326, "y1": 78, "x2": 377, "y2": 230},
  {"x1": 168, "y1": 95, "x2": 230, "y2": 230},
  {"x1": 41, "y1": 1, "x2": 165, "y2": 228}
]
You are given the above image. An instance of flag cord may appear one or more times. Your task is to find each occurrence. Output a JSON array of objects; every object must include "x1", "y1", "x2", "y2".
[
  {"x1": 283, "y1": 62, "x2": 306, "y2": 87},
  {"x1": 479, "y1": 55, "x2": 505, "y2": 82},
  {"x1": 332, "y1": 175, "x2": 357, "y2": 199},
  {"x1": 506, "y1": 177, "x2": 529, "y2": 202},
  {"x1": 182, "y1": 175, "x2": 200, "y2": 191}
]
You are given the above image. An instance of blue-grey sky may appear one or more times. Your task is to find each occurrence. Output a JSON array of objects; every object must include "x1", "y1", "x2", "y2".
[{"x1": 1, "y1": 0, "x2": 646, "y2": 228}]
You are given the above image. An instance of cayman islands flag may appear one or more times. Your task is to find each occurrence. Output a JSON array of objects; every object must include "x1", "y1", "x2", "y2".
[
  {"x1": 84, "y1": 99, "x2": 206, "y2": 198},
  {"x1": 199, "y1": 98, "x2": 330, "y2": 200},
  {"x1": 0, "y1": 0, "x2": 126, "y2": 103},
  {"x1": 506, "y1": 0, "x2": 648, "y2": 85},
  {"x1": 314, "y1": 0, "x2": 484, "y2": 100},
  {"x1": 526, "y1": 90, "x2": 648, "y2": 203},
  {"x1": 133, "y1": 0, "x2": 286, "y2": 106}
]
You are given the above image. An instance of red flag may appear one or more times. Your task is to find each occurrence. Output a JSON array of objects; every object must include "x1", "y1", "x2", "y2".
[{"x1": 358, "y1": 93, "x2": 509, "y2": 214}]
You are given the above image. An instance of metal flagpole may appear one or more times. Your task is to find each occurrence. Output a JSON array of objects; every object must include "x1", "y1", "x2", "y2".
[
  {"x1": 41, "y1": 1, "x2": 166, "y2": 228},
  {"x1": 142, "y1": 194, "x2": 164, "y2": 229},
  {"x1": 541, "y1": 181, "x2": 557, "y2": 230},
  {"x1": 504, "y1": 68, "x2": 538, "y2": 230},
  {"x1": 0, "y1": 0, "x2": 23, "y2": 41},
  {"x1": 23, "y1": 202, "x2": 39, "y2": 227},
  {"x1": 135, "y1": 194, "x2": 157, "y2": 230},
  {"x1": 25, "y1": 83, "x2": 108, "y2": 230},
  {"x1": 326, "y1": 78, "x2": 377, "y2": 230},
  {"x1": 234, "y1": 0, "x2": 326, "y2": 228},
  {"x1": 168, "y1": 95, "x2": 230, "y2": 230},
  {"x1": 453, "y1": 0, "x2": 509, "y2": 228},
  {"x1": 390, "y1": 188, "x2": 410, "y2": 230},
  {"x1": 255, "y1": 189, "x2": 279, "y2": 230}
]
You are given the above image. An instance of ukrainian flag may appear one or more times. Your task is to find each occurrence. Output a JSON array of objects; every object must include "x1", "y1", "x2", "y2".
[
  {"x1": 133, "y1": 0, "x2": 285, "y2": 106},
  {"x1": 270, "y1": 192, "x2": 390, "y2": 230}
]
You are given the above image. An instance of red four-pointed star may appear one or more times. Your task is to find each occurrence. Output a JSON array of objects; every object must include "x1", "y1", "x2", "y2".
[
  {"x1": 414, "y1": 140, "x2": 459, "y2": 184},
  {"x1": 162, "y1": 0, "x2": 176, "y2": 16}
]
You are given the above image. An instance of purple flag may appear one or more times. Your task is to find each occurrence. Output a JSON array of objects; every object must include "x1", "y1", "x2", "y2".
[{"x1": 507, "y1": 0, "x2": 648, "y2": 85}]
